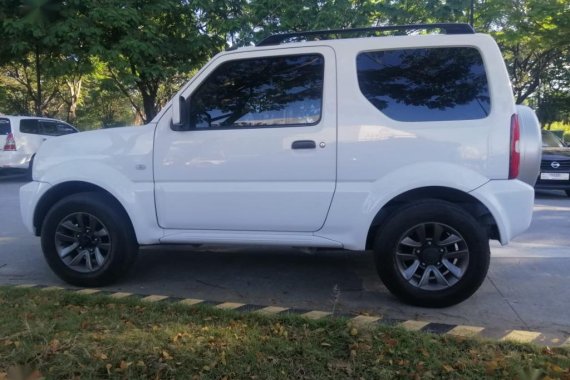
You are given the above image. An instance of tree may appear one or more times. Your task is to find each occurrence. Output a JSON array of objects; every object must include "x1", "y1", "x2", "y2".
[
  {"x1": 0, "y1": 0, "x2": 94, "y2": 120},
  {"x1": 86, "y1": 0, "x2": 223, "y2": 123},
  {"x1": 482, "y1": 0, "x2": 570, "y2": 104},
  {"x1": 0, "y1": 0, "x2": 61, "y2": 116},
  {"x1": 234, "y1": 0, "x2": 375, "y2": 46}
]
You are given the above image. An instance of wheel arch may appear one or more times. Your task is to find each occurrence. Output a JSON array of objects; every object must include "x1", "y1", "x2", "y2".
[
  {"x1": 33, "y1": 181, "x2": 132, "y2": 237},
  {"x1": 365, "y1": 186, "x2": 500, "y2": 250}
]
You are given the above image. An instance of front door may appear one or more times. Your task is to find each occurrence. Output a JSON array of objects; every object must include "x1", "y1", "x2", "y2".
[{"x1": 154, "y1": 46, "x2": 337, "y2": 232}]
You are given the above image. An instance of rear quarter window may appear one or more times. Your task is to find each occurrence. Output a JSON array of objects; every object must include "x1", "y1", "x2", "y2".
[
  {"x1": 40, "y1": 121, "x2": 78, "y2": 136},
  {"x1": 0, "y1": 119, "x2": 10, "y2": 135},
  {"x1": 20, "y1": 119, "x2": 41, "y2": 134},
  {"x1": 356, "y1": 47, "x2": 490, "y2": 122}
]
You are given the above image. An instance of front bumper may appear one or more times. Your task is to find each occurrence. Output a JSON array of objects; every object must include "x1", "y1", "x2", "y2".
[
  {"x1": 535, "y1": 176, "x2": 570, "y2": 191},
  {"x1": 470, "y1": 179, "x2": 535, "y2": 245},
  {"x1": 20, "y1": 180, "x2": 52, "y2": 235}
]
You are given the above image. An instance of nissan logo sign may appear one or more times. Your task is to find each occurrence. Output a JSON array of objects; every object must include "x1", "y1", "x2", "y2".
[{"x1": 551, "y1": 161, "x2": 561, "y2": 169}]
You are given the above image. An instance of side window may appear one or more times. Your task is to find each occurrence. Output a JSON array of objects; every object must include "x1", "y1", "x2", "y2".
[
  {"x1": 40, "y1": 121, "x2": 57, "y2": 136},
  {"x1": 185, "y1": 54, "x2": 324, "y2": 130},
  {"x1": 20, "y1": 119, "x2": 41, "y2": 134},
  {"x1": 55, "y1": 123, "x2": 77, "y2": 135},
  {"x1": 39, "y1": 121, "x2": 77, "y2": 136},
  {"x1": 356, "y1": 47, "x2": 490, "y2": 122},
  {"x1": 0, "y1": 119, "x2": 10, "y2": 135}
]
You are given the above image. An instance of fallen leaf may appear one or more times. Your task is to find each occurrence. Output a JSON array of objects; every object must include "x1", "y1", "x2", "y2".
[
  {"x1": 350, "y1": 328, "x2": 358, "y2": 336},
  {"x1": 485, "y1": 361, "x2": 498, "y2": 375},
  {"x1": 386, "y1": 339, "x2": 398, "y2": 348},
  {"x1": 442, "y1": 364, "x2": 454, "y2": 373},
  {"x1": 48, "y1": 339, "x2": 60, "y2": 353},
  {"x1": 162, "y1": 350, "x2": 173, "y2": 361},
  {"x1": 119, "y1": 361, "x2": 131, "y2": 370}
]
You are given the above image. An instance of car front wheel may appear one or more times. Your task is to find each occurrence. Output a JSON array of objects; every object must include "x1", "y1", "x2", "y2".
[
  {"x1": 374, "y1": 200, "x2": 490, "y2": 307},
  {"x1": 41, "y1": 192, "x2": 138, "y2": 287}
]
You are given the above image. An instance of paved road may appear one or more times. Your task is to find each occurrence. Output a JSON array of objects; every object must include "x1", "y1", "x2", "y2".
[{"x1": 1, "y1": 172, "x2": 569, "y2": 336}]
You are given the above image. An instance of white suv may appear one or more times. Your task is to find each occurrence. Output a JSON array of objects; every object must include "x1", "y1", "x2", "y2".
[
  {"x1": 1, "y1": 116, "x2": 78, "y2": 173},
  {"x1": 20, "y1": 24, "x2": 541, "y2": 307}
]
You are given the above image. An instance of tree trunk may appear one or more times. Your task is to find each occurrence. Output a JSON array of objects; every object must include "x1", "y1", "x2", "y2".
[
  {"x1": 34, "y1": 45, "x2": 42, "y2": 116},
  {"x1": 66, "y1": 78, "x2": 82, "y2": 124},
  {"x1": 139, "y1": 83, "x2": 158, "y2": 124}
]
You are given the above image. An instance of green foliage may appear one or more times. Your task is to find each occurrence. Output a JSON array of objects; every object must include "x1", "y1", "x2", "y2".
[
  {"x1": 1, "y1": 287, "x2": 569, "y2": 379},
  {"x1": 0, "y1": 0, "x2": 569, "y2": 128},
  {"x1": 86, "y1": 0, "x2": 223, "y2": 122}
]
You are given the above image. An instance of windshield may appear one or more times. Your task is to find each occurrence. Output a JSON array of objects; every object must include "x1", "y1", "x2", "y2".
[{"x1": 542, "y1": 130, "x2": 565, "y2": 148}]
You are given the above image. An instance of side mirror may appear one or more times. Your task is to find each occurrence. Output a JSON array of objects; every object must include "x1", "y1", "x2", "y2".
[{"x1": 171, "y1": 95, "x2": 187, "y2": 129}]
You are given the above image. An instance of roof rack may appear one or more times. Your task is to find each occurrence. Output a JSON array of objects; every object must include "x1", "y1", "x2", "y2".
[{"x1": 256, "y1": 23, "x2": 475, "y2": 46}]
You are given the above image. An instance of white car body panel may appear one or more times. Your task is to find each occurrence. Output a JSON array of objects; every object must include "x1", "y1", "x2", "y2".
[
  {"x1": 154, "y1": 46, "x2": 337, "y2": 232},
  {"x1": 469, "y1": 179, "x2": 535, "y2": 244},
  {"x1": 27, "y1": 125, "x2": 160, "y2": 244},
  {"x1": 20, "y1": 32, "x2": 535, "y2": 252},
  {"x1": 0, "y1": 116, "x2": 78, "y2": 169}
]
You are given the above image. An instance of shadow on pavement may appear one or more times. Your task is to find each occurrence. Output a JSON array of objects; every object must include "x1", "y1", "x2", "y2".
[
  {"x1": 0, "y1": 170, "x2": 28, "y2": 183},
  {"x1": 535, "y1": 189, "x2": 567, "y2": 199}
]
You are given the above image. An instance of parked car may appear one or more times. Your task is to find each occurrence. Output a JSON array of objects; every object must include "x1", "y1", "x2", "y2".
[
  {"x1": 20, "y1": 23, "x2": 541, "y2": 307},
  {"x1": 0, "y1": 116, "x2": 78, "y2": 175},
  {"x1": 535, "y1": 129, "x2": 570, "y2": 196}
]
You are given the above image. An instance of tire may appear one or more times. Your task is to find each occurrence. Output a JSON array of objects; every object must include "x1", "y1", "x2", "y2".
[
  {"x1": 41, "y1": 192, "x2": 138, "y2": 287},
  {"x1": 565, "y1": 190, "x2": 570, "y2": 197},
  {"x1": 374, "y1": 199, "x2": 490, "y2": 308}
]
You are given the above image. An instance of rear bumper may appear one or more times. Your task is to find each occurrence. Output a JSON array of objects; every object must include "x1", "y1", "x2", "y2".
[
  {"x1": 0, "y1": 151, "x2": 31, "y2": 169},
  {"x1": 470, "y1": 179, "x2": 534, "y2": 245},
  {"x1": 20, "y1": 180, "x2": 52, "y2": 235}
]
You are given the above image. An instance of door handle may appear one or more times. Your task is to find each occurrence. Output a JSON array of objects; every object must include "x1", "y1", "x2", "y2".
[{"x1": 291, "y1": 140, "x2": 316, "y2": 150}]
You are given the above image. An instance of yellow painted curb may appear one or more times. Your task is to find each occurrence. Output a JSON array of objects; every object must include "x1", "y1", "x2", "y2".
[
  {"x1": 446, "y1": 325, "x2": 485, "y2": 338},
  {"x1": 255, "y1": 306, "x2": 289, "y2": 315},
  {"x1": 141, "y1": 295, "x2": 169, "y2": 303},
  {"x1": 500, "y1": 330, "x2": 541, "y2": 343},
  {"x1": 179, "y1": 298, "x2": 204, "y2": 306},
  {"x1": 15, "y1": 284, "x2": 36, "y2": 288},
  {"x1": 76, "y1": 289, "x2": 101, "y2": 295},
  {"x1": 215, "y1": 302, "x2": 245, "y2": 310},
  {"x1": 400, "y1": 320, "x2": 429, "y2": 331},
  {"x1": 110, "y1": 292, "x2": 133, "y2": 299},
  {"x1": 41, "y1": 286, "x2": 64, "y2": 291},
  {"x1": 351, "y1": 315, "x2": 381, "y2": 325},
  {"x1": 302, "y1": 310, "x2": 332, "y2": 320}
]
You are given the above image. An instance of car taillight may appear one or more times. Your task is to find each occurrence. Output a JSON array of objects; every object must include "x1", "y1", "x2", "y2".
[
  {"x1": 509, "y1": 114, "x2": 520, "y2": 179},
  {"x1": 3, "y1": 132, "x2": 16, "y2": 151}
]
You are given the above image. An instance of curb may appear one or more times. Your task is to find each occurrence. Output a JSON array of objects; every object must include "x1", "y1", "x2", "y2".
[{"x1": 7, "y1": 283, "x2": 570, "y2": 348}]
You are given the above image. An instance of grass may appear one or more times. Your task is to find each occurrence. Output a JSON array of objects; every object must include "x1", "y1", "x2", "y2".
[{"x1": 0, "y1": 287, "x2": 569, "y2": 379}]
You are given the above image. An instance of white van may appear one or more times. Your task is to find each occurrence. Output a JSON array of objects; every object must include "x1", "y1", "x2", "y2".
[{"x1": 0, "y1": 116, "x2": 78, "y2": 173}]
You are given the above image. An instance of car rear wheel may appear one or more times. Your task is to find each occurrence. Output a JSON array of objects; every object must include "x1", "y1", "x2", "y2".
[
  {"x1": 374, "y1": 199, "x2": 490, "y2": 307},
  {"x1": 41, "y1": 192, "x2": 138, "y2": 287}
]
